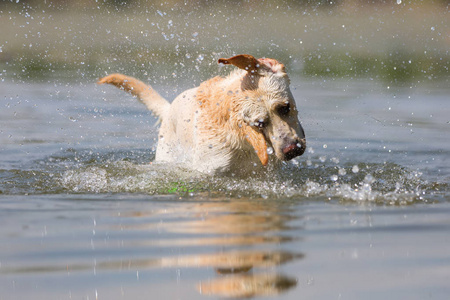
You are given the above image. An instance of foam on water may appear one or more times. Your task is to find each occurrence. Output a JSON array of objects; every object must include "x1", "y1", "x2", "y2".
[{"x1": 1, "y1": 148, "x2": 445, "y2": 205}]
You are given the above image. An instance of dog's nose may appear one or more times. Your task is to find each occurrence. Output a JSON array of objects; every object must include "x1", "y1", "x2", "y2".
[{"x1": 283, "y1": 138, "x2": 306, "y2": 160}]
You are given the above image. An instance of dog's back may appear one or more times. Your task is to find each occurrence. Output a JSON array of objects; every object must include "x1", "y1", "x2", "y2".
[{"x1": 155, "y1": 87, "x2": 199, "y2": 166}]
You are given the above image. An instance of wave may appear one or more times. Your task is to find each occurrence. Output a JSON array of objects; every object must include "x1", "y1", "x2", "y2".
[{"x1": 0, "y1": 148, "x2": 447, "y2": 205}]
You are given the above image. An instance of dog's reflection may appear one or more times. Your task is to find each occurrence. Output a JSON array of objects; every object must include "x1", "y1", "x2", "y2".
[
  {"x1": 96, "y1": 249, "x2": 301, "y2": 298},
  {"x1": 119, "y1": 199, "x2": 304, "y2": 297},
  {"x1": 199, "y1": 273, "x2": 298, "y2": 298}
]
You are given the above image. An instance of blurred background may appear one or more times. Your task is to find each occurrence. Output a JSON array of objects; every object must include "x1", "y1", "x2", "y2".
[{"x1": 1, "y1": 0, "x2": 448, "y2": 87}]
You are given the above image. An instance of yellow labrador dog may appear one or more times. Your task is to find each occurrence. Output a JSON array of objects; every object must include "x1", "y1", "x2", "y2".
[{"x1": 98, "y1": 54, "x2": 306, "y2": 174}]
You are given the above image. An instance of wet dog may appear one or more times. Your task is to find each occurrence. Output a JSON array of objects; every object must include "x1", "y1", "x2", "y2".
[{"x1": 98, "y1": 54, "x2": 306, "y2": 174}]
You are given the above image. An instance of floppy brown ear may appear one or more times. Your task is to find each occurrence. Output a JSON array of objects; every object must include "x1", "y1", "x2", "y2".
[
  {"x1": 218, "y1": 54, "x2": 263, "y2": 74},
  {"x1": 242, "y1": 125, "x2": 269, "y2": 166}
]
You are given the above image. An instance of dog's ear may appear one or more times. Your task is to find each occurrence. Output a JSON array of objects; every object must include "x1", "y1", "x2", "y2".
[
  {"x1": 218, "y1": 54, "x2": 269, "y2": 74},
  {"x1": 242, "y1": 125, "x2": 269, "y2": 166}
]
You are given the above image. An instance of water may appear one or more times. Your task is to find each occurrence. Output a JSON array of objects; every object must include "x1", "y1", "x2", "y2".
[{"x1": 1, "y1": 76, "x2": 449, "y2": 299}]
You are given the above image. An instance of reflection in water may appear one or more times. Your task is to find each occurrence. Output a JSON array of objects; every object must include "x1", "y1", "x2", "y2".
[
  {"x1": 198, "y1": 273, "x2": 298, "y2": 298},
  {"x1": 122, "y1": 200, "x2": 300, "y2": 235},
  {"x1": 122, "y1": 199, "x2": 303, "y2": 298},
  {"x1": 96, "y1": 250, "x2": 302, "y2": 271},
  {"x1": 2, "y1": 199, "x2": 303, "y2": 298}
]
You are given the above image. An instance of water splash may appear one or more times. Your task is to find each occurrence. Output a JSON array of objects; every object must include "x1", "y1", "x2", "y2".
[{"x1": 0, "y1": 149, "x2": 446, "y2": 205}]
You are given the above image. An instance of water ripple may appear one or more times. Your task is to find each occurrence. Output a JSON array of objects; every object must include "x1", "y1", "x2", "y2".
[{"x1": 0, "y1": 148, "x2": 448, "y2": 205}]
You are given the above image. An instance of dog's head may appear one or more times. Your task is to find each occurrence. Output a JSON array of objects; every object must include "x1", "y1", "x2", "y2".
[{"x1": 219, "y1": 54, "x2": 306, "y2": 166}]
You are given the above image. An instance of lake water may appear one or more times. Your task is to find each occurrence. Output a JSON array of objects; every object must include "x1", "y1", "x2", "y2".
[{"x1": 0, "y1": 76, "x2": 449, "y2": 299}]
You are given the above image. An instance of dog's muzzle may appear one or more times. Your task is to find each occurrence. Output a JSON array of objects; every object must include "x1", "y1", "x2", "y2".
[{"x1": 282, "y1": 138, "x2": 306, "y2": 160}]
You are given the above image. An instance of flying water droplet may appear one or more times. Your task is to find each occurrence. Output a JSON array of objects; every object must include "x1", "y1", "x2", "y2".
[
  {"x1": 364, "y1": 174, "x2": 375, "y2": 184},
  {"x1": 196, "y1": 54, "x2": 204, "y2": 63}
]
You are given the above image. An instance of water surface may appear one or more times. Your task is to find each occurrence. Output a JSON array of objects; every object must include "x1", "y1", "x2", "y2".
[{"x1": 0, "y1": 77, "x2": 449, "y2": 299}]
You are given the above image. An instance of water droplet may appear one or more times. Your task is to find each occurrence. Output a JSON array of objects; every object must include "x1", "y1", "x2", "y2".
[
  {"x1": 331, "y1": 157, "x2": 339, "y2": 164},
  {"x1": 323, "y1": 144, "x2": 327, "y2": 149},
  {"x1": 267, "y1": 147, "x2": 274, "y2": 155},
  {"x1": 330, "y1": 175, "x2": 338, "y2": 182},
  {"x1": 364, "y1": 174, "x2": 375, "y2": 184},
  {"x1": 352, "y1": 165, "x2": 359, "y2": 173},
  {"x1": 396, "y1": 0, "x2": 402, "y2": 4},
  {"x1": 196, "y1": 54, "x2": 204, "y2": 63}
]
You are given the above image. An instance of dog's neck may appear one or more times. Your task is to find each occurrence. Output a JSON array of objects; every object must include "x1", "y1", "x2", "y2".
[
  {"x1": 196, "y1": 74, "x2": 243, "y2": 140},
  {"x1": 193, "y1": 73, "x2": 253, "y2": 167}
]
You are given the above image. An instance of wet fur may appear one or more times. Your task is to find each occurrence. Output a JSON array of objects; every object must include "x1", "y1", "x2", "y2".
[{"x1": 98, "y1": 55, "x2": 305, "y2": 175}]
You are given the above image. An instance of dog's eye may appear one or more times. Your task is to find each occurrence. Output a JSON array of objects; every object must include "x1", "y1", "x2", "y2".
[{"x1": 277, "y1": 103, "x2": 290, "y2": 116}]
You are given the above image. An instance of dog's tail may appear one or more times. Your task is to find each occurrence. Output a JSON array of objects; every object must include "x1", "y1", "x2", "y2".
[{"x1": 98, "y1": 73, "x2": 170, "y2": 120}]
